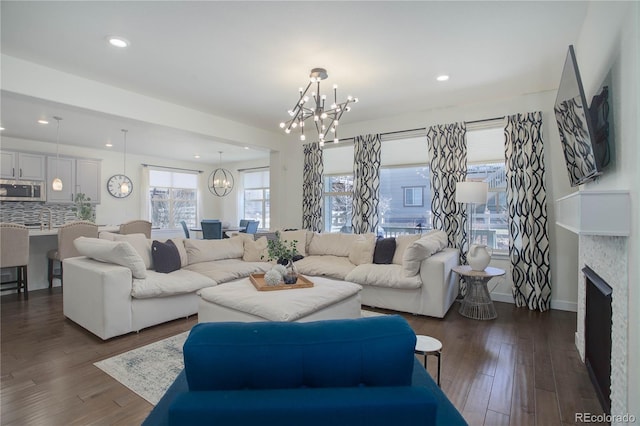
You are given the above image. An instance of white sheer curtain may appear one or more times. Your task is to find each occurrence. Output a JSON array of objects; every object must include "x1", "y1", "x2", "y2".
[{"x1": 139, "y1": 166, "x2": 150, "y2": 220}]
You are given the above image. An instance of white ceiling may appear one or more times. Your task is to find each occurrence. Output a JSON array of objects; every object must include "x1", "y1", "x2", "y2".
[{"x1": 0, "y1": 1, "x2": 588, "y2": 164}]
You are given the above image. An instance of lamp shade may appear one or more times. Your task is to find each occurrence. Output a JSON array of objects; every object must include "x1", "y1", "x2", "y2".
[{"x1": 455, "y1": 181, "x2": 488, "y2": 204}]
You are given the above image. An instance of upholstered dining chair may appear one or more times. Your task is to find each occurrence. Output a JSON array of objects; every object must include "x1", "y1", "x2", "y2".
[
  {"x1": 239, "y1": 219, "x2": 250, "y2": 229},
  {"x1": 180, "y1": 220, "x2": 191, "y2": 239},
  {"x1": 201, "y1": 220, "x2": 222, "y2": 240},
  {"x1": 47, "y1": 221, "x2": 98, "y2": 288},
  {"x1": 119, "y1": 220, "x2": 152, "y2": 238},
  {"x1": 243, "y1": 220, "x2": 259, "y2": 235},
  {"x1": 0, "y1": 223, "x2": 30, "y2": 298}
]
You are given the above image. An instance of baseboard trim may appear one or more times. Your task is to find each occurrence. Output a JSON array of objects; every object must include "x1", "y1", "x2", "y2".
[{"x1": 490, "y1": 292, "x2": 577, "y2": 312}]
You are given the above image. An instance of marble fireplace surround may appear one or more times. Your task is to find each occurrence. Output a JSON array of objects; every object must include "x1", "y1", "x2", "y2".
[{"x1": 556, "y1": 190, "x2": 630, "y2": 417}]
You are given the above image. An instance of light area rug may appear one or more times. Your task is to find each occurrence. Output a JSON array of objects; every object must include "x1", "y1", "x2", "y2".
[{"x1": 94, "y1": 310, "x2": 384, "y2": 405}]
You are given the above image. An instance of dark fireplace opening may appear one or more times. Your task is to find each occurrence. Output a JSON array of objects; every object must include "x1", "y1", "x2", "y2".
[{"x1": 583, "y1": 266, "x2": 612, "y2": 415}]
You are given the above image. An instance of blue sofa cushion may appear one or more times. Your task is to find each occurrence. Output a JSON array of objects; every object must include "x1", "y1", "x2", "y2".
[
  {"x1": 168, "y1": 386, "x2": 437, "y2": 426},
  {"x1": 183, "y1": 315, "x2": 416, "y2": 391}
]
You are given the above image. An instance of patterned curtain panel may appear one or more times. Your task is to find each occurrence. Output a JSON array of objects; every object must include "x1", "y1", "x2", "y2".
[
  {"x1": 504, "y1": 111, "x2": 551, "y2": 311},
  {"x1": 302, "y1": 142, "x2": 324, "y2": 232},
  {"x1": 426, "y1": 122, "x2": 467, "y2": 258},
  {"x1": 351, "y1": 134, "x2": 381, "y2": 234}
]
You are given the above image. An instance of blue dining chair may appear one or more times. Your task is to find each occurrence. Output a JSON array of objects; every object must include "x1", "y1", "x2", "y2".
[
  {"x1": 239, "y1": 219, "x2": 250, "y2": 229},
  {"x1": 180, "y1": 220, "x2": 190, "y2": 239},
  {"x1": 244, "y1": 220, "x2": 259, "y2": 235},
  {"x1": 201, "y1": 220, "x2": 222, "y2": 240}
]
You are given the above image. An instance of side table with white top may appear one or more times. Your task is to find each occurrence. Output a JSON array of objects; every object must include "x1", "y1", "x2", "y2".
[{"x1": 452, "y1": 265, "x2": 505, "y2": 320}]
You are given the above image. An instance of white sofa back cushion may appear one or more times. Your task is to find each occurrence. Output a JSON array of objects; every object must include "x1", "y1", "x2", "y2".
[
  {"x1": 74, "y1": 236, "x2": 147, "y2": 279},
  {"x1": 392, "y1": 234, "x2": 422, "y2": 265},
  {"x1": 308, "y1": 232, "x2": 366, "y2": 258},
  {"x1": 279, "y1": 230, "x2": 308, "y2": 256},
  {"x1": 402, "y1": 230, "x2": 449, "y2": 277},
  {"x1": 184, "y1": 238, "x2": 244, "y2": 264},
  {"x1": 347, "y1": 233, "x2": 376, "y2": 265},
  {"x1": 242, "y1": 236, "x2": 269, "y2": 262}
]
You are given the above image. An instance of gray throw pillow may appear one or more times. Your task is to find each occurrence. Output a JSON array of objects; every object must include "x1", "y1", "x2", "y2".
[
  {"x1": 373, "y1": 237, "x2": 396, "y2": 264},
  {"x1": 152, "y1": 239, "x2": 181, "y2": 274}
]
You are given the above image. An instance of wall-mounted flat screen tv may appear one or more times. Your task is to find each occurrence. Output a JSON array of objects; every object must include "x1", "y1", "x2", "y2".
[{"x1": 554, "y1": 45, "x2": 610, "y2": 187}]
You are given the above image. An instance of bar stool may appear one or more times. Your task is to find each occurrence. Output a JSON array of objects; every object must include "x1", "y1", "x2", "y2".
[
  {"x1": 0, "y1": 223, "x2": 29, "y2": 298},
  {"x1": 414, "y1": 335, "x2": 442, "y2": 386},
  {"x1": 47, "y1": 221, "x2": 98, "y2": 288},
  {"x1": 119, "y1": 220, "x2": 152, "y2": 238}
]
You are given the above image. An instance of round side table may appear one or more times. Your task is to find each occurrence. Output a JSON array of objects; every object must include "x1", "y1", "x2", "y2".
[
  {"x1": 452, "y1": 265, "x2": 505, "y2": 320},
  {"x1": 414, "y1": 335, "x2": 442, "y2": 386}
]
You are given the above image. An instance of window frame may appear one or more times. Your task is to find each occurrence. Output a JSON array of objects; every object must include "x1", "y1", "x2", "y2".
[{"x1": 148, "y1": 168, "x2": 199, "y2": 230}]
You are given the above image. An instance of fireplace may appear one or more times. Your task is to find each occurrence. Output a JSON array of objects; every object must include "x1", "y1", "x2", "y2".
[{"x1": 583, "y1": 266, "x2": 612, "y2": 415}]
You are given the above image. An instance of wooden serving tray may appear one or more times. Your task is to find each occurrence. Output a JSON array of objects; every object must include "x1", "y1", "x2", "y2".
[{"x1": 250, "y1": 273, "x2": 314, "y2": 291}]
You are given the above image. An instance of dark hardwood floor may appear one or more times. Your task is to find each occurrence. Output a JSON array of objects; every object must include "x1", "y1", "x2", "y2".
[{"x1": 1, "y1": 288, "x2": 605, "y2": 425}]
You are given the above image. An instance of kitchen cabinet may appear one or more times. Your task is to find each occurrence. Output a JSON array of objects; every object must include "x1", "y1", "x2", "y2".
[
  {"x1": 1, "y1": 151, "x2": 46, "y2": 180},
  {"x1": 46, "y1": 157, "x2": 101, "y2": 203}
]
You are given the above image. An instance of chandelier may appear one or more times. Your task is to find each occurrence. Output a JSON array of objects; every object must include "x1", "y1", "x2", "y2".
[
  {"x1": 208, "y1": 151, "x2": 234, "y2": 197},
  {"x1": 280, "y1": 68, "x2": 358, "y2": 147}
]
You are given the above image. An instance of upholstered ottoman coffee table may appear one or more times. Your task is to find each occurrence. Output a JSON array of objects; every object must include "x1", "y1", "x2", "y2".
[{"x1": 198, "y1": 276, "x2": 363, "y2": 323}]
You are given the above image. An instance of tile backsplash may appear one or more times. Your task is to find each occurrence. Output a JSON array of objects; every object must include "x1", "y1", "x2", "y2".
[{"x1": 0, "y1": 201, "x2": 94, "y2": 226}]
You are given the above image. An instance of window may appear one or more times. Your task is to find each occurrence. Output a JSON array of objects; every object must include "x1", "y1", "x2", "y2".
[
  {"x1": 403, "y1": 186, "x2": 424, "y2": 207},
  {"x1": 466, "y1": 127, "x2": 508, "y2": 253},
  {"x1": 243, "y1": 170, "x2": 269, "y2": 229},
  {"x1": 149, "y1": 169, "x2": 198, "y2": 229},
  {"x1": 323, "y1": 174, "x2": 353, "y2": 233}
]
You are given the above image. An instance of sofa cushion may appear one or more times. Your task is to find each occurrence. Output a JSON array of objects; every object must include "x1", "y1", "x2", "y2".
[
  {"x1": 403, "y1": 230, "x2": 449, "y2": 277},
  {"x1": 185, "y1": 259, "x2": 271, "y2": 284},
  {"x1": 373, "y1": 237, "x2": 396, "y2": 264},
  {"x1": 169, "y1": 238, "x2": 189, "y2": 268},
  {"x1": 185, "y1": 238, "x2": 244, "y2": 264},
  {"x1": 242, "y1": 236, "x2": 269, "y2": 262},
  {"x1": 392, "y1": 234, "x2": 422, "y2": 265},
  {"x1": 308, "y1": 232, "x2": 363, "y2": 258},
  {"x1": 101, "y1": 231, "x2": 153, "y2": 269},
  {"x1": 74, "y1": 236, "x2": 147, "y2": 279},
  {"x1": 347, "y1": 233, "x2": 376, "y2": 265},
  {"x1": 183, "y1": 316, "x2": 416, "y2": 391},
  {"x1": 294, "y1": 255, "x2": 356, "y2": 280},
  {"x1": 346, "y1": 264, "x2": 423, "y2": 289},
  {"x1": 152, "y1": 240, "x2": 182, "y2": 274},
  {"x1": 279, "y1": 230, "x2": 308, "y2": 256},
  {"x1": 131, "y1": 269, "x2": 216, "y2": 299}
]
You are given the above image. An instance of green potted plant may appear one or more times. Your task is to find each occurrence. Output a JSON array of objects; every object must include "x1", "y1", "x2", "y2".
[
  {"x1": 72, "y1": 192, "x2": 94, "y2": 221},
  {"x1": 262, "y1": 231, "x2": 299, "y2": 284}
]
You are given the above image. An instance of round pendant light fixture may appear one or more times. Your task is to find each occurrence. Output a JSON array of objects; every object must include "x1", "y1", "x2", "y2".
[
  {"x1": 51, "y1": 116, "x2": 63, "y2": 192},
  {"x1": 208, "y1": 151, "x2": 234, "y2": 197}
]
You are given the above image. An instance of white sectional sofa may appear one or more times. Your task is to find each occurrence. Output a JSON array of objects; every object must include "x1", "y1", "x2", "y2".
[{"x1": 63, "y1": 230, "x2": 460, "y2": 340}]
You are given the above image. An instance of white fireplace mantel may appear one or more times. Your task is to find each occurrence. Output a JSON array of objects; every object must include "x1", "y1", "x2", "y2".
[{"x1": 555, "y1": 190, "x2": 631, "y2": 236}]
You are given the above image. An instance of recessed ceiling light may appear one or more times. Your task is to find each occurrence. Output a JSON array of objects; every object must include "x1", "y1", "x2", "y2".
[
  {"x1": 0, "y1": 127, "x2": 4, "y2": 131},
  {"x1": 37, "y1": 119, "x2": 49, "y2": 125},
  {"x1": 244, "y1": 147, "x2": 250, "y2": 150},
  {"x1": 107, "y1": 36, "x2": 130, "y2": 48},
  {"x1": 436, "y1": 75, "x2": 450, "y2": 82},
  {"x1": 194, "y1": 154, "x2": 201, "y2": 159},
  {"x1": 105, "y1": 143, "x2": 113, "y2": 147}
]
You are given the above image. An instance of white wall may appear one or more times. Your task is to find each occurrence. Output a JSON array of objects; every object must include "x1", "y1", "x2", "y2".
[{"x1": 574, "y1": 1, "x2": 638, "y2": 420}]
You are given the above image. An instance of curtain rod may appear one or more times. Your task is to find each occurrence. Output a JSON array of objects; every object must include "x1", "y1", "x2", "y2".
[
  {"x1": 142, "y1": 163, "x2": 203, "y2": 173},
  {"x1": 465, "y1": 115, "x2": 505, "y2": 125},
  {"x1": 237, "y1": 165, "x2": 269, "y2": 172}
]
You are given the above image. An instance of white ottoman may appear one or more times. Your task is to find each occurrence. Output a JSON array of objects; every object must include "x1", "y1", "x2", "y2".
[{"x1": 198, "y1": 276, "x2": 362, "y2": 323}]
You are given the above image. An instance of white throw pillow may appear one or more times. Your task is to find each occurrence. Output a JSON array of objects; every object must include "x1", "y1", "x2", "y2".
[
  {"x1": 279, "y1": 230, "x2": 308, "y2": 256},
  {"x1": 402, "y1": 230, "x2": 449, "y2": 277},
  {"x1": 98, "y1": 231, "x2": 118, "y2": 241},
  {"x1": 111, "y1": 233, "x2": 153, "y2": 270},
  {"x1": 169, "y1": 237, "x2": 189, "y2": 268},
  {"x1": 392, "y1": 234, "x2": 422, "y2": 265},
  {"x1": 184, "y1": 238, "x2": 244, "y2": 264},
  {"x1": 308, "y1": 232, "x2": 361, "y2": 257},
  {"x1": 74, "y1": 236, "x2": 147, "y2": 279},
  {"x1": 347, "y1": 233, "x2": 376, "y2": 265},
  {"x1": 243, "y1": 236, "x2": 269, "y2": 262}
]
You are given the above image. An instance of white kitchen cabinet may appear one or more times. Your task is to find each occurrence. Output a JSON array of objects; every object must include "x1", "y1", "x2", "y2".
[
  {"x1": 46, "y1": 156, "x2": 101, "y2": 204},
  {"x1": 0, "y1": 151, "x2": 46, "y2": 180}
]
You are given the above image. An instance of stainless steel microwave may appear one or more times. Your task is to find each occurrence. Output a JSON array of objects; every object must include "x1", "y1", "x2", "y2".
[{"x1": 0, "y1": 179, "x2": 46, "y2": 201}]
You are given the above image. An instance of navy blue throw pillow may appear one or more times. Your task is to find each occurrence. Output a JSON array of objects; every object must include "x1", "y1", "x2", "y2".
[
  {"x1": 152, "y1": 239, "x2": 181, "y2": 273},
  {"x1": 373, "y1": 237, "x2": 396, "y2": 264}
]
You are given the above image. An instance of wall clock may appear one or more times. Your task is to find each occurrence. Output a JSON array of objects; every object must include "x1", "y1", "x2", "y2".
[{"x1": 107, "y1": 174, "x2": 133, "y2": 198}]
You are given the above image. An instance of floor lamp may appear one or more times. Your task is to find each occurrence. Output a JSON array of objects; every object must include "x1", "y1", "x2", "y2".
[{"x1": 455, "y1": 181, "x2": 489, "y2": 250}]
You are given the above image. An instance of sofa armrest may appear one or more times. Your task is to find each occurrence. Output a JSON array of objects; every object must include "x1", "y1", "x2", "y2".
[
  {"x1": 63, "y1": 256, "x2": 134, "y2": 340},
  {"x1": 168, "y1": 387, "x2": 437, "y2": 426},
  {"x1": 418, "y1": 248, "x2": 460, "y2": 318}
]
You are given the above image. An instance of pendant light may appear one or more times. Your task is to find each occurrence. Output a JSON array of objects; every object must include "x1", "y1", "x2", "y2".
[
  {"x1": 120, "y1": 129, "x2": 131, "y2": 195},
  {"x1": 208, "y1": 151, "x2": 234, "y2": 197},
  {"x1": 51, "y1": 116, "x2": 63, "y2": 191}
]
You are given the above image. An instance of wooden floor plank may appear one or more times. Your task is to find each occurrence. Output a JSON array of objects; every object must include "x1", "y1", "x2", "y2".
[{"x1": 1, "y1": 289, "x2": 606, "y2": 425}]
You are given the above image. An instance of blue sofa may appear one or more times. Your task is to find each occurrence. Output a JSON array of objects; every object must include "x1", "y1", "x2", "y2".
[{"x1": 143, "y1": 316, "x2": 467, "y2": 426}]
